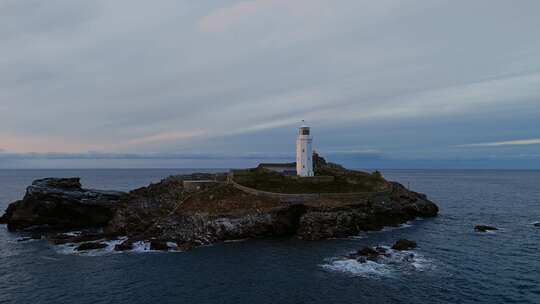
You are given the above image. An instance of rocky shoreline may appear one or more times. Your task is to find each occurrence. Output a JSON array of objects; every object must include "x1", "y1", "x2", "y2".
[{"x1": 0, "y1": 160, "x2": 439, "y2": 252}]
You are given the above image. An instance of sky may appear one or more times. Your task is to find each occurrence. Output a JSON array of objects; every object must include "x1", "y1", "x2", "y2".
[{"x1": 1, "y1": 0, "x2": 539, "y2": 169}]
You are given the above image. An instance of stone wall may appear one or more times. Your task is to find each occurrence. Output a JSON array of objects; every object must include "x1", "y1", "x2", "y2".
[
  {"x1": 229, "y1": 179, "x2": 392, "y2": 202},
  {"x1": 292, "y1": 176, "x2": 335, "y2": 183}
]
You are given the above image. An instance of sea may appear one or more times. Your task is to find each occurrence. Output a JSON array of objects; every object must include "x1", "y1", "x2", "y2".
[{"x1": 0, "y1": 169, "x2": 539, "y2": 304}]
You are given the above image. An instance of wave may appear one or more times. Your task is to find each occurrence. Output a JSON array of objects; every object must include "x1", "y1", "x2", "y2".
[
  {"x1": 381, "y1": 222, "x2": 414, "y2": 232},
  {"x1": 350, "y1": 222, "x2": 414, "y2": 239},
  {"x1": 53, "y1": 237, "x2": 187, "y2": 256},
  {"x1": 322, "y1": 259, "x2": 392, "y2": 277},
  {"x1": 321, "y1": 246, "x2": 434, "y2": 278},
  {"x1": 55, "y1": 237, "x2": 124, "y2": 256}
]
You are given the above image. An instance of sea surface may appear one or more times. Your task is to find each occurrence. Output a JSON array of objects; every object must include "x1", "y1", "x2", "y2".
[{"x1": 1, "y1": 169, "x2": 539, "y2": 304}]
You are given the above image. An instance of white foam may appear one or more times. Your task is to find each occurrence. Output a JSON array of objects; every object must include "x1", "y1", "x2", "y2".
[
  {"x1": 166, "y1": 241, "x2": 178, "y2": 249},
  {"x1": 322, "y1": 258, "x2": 393, "y2": 277},
  {"x1": 131, "y1": 241, "x2": 152, "y2": 252},
  {"x1": 41, "y1": 256, "x2": 60, "y2": 261},
  {"x1": 52, "y1": 237, "x2": 187, "y2": 256},
  {"x1": 321, "y1": 247, "x2": 433, "y2": 277},
  {"x1": 55, "y1": 243, "x2": 78, "y2": 255},
  {"x1": 381, "y1": 222, "x2": 413, "y2": 232},
  {"x1": 10, "y1": 237, "x2": 41, "y2": 243},
  {"x1": 348, "y1": 234, "x2": 367, "y2": 240},
  {"x1": 63, "y1": 231, "x2": 82, "y2": 237},
  {"x1": 54, "y1": 237, "x2": 127, "y2": 256},
  {"x1": 129, "y1": 241, "x2": 183, "y2": 253}
]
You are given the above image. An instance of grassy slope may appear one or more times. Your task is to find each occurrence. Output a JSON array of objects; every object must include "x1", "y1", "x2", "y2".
[{"x1": 234, "y1": 162, "x2": 388, "y2": 194}]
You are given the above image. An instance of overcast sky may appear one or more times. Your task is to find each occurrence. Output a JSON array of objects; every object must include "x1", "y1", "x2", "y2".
[{"x1": 1, "y1": 0, "x2": 539, "y2": 169}]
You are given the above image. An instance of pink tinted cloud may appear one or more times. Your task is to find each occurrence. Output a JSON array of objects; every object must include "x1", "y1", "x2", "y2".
[{"x1": 0, "y1": 133, "x2": 102, "y2": 153}]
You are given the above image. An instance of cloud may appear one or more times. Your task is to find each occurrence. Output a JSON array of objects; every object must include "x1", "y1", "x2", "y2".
[
  {"x1": 117, "y1": 130, "x2": 207, "y2": 148},
  {"x1": 1, "y1": 0, "x2": 540, "y2": 169},
  {"x1": 0, "y1": 151, "x2": 292, "y2": 161},
  {"x1": 456, "y1": 139, "x2": 540, "y2": 148}
]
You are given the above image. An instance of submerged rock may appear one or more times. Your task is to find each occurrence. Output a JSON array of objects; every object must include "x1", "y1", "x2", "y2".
[
  {"x1": 475, "y1": 225, "x2": 498, "y2": 232},
  {"x1": 114, "y1": 239, "x2": 134, "y2": 251},
  {"x1": 392, "y1": 239, "x2": 417, "y2": 251},
  {"x1": 532, "y1": 222, "x2": 540, "y2": 227},
  {"x1": 150, "y1": 240, "x2": 170, "y2": 251},
  {"x1": 347, "y1": 246, "x2": 392, "y2": 263},
  {"x1": 0, "y1": 178, "x2": 126, "y2": 231},
  {"x1": 76, "y1": 242, "x2": 108, "y2": 251},
  {"x1": 355, "y1": 247, "x2": 382, "y2": 261}
]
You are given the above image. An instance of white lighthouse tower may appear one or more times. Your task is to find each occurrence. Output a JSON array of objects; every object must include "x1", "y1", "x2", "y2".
[{"x1": 296, "y1": 122, "x2": 314, "y2": 177}]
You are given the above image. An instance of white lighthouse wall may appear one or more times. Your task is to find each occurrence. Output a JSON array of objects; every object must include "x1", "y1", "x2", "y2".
[{"x1": 296, "y1": 135, "x2": 314, "y2": 177}]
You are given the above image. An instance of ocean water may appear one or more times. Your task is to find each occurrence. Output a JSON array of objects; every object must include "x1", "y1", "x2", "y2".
[{"x1": 1, "y1": 169, "x2": 539, "y2": 304}]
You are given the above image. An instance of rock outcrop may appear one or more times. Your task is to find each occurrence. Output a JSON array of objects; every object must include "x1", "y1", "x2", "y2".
[
  {"x1": 0, "y1": 178, "x2": 125, "y2": 231},
  {"x1": 474, "y1": 225, "x2": 498, "y2": 232},
  {"x1": 76, "y1": 242, "x2": 108, "y2": 251},
  {"x1": 1, "y1": 161, "x2": 439, "y2": 251},
  {"x1": 350, "y1": 246, "x2": 387, "y2": 262},
  {"x1": 295, "y1": 183, "x2": 437, "y2": 240},
  {"x1": 391, "y1": 239, "x2": 417, "y2": 251}
]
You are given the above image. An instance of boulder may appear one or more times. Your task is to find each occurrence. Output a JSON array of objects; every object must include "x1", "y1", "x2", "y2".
[
  {"x1": 349, "y1": 246, "x2": 383, "y2": 262},
  {"x1": 150, "y1": 240, "x2": 170, "y2": 251},
  {"x1": 474, "y1": 225, "x2": 498, "y2": 232},
  {"x1": 76, "y1": 242, "x2": 108, "y2": 251},
  {"x1": 114, "y1": 239, "x2": 134, "y2": 251},
  {"x1": 391, "y1": 239, "x2": 417, "y2": 251},
  {"x1": 0, "y1": 178, "x2": 126, "y2": 231},
  {"x1": 532, "y1": 222, "x2": 540, "y2": 227},
  {"x1": 176, "y1": 242, "x2": 196, "y2": 251}
]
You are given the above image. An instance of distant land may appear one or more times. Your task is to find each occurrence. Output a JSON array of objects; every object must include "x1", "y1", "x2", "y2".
[{"x1": 1, "y1": 152, "x2": 539, "y2": 170}]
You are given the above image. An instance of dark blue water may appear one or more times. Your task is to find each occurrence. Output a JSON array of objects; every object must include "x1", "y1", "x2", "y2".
[{"x1": 1, "y1": 169, "x2": 539, "y2": 304}]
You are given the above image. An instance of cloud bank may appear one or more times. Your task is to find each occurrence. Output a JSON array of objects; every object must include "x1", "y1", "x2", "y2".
[{"x1": 1, "y1": 0, "x2": 539, "y2": 168}]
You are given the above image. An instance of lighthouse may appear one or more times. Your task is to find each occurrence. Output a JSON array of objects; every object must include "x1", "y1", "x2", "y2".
[{"x1": 296, "y1": 122, "x2": 314, "y2": 177}]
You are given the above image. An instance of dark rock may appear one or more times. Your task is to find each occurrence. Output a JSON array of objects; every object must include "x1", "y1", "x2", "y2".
[
  {"x1": 392, "y1": 239, "x2": 417, "y2": 251},
  {"x1": 150, "y1": 240, "x2": 170, "y2": 251},
  {"x1": 356, "y1": 256, "x2": 368, "y2": 263},
  {"x1": 114, "y1": 239, "x2": 134, "y2": 251},
  {"x1": 48, "y1": 232, "x2": 105, "y2": 245},
  {"x1": 475, "y1": 225, "x2": 498, "y2": 232},
  {"x1": 349, "y1": 246, "x2": 383, "y2": 262},
  {"x1": 176, "y1": 242, "x2": 196, "y2": 251},
  {"x1": 533, "y1": 222, "x2": 540, "y2": 227},
  {"x1": 375, "y1": 246, "x2": 388, "y2": 254},
  {"x1": 48, "y1": 233, "x2": 74, "y2": 245},
  {"x1": 1, "y1": 178, "x2": 126, "y2": 231},
  {"x1": 76, "y1": 242, "x2": 107, "y2": 251}
]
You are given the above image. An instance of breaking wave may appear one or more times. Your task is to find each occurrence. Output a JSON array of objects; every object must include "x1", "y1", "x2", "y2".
[
  {"x1": 52, "y1": 235, "x2": 185, "y2": 256},
  {"x1": 321, "y1": 246, "x2": 433, "y2": 278}
]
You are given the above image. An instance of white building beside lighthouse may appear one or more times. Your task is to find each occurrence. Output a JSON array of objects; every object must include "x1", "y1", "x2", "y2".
[{"x1": 296, "y1": 122, "x2": 314, "y2": 177}]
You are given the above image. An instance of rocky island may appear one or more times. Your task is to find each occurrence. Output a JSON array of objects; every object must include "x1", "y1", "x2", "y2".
[{"x1": 0, "y1": 154, "x2": 438, "y2": 252}]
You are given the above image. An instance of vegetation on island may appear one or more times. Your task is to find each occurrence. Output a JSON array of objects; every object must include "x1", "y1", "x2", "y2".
[{"x1": 232, "y1": 154, "x2": 389, "y2": 194}]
